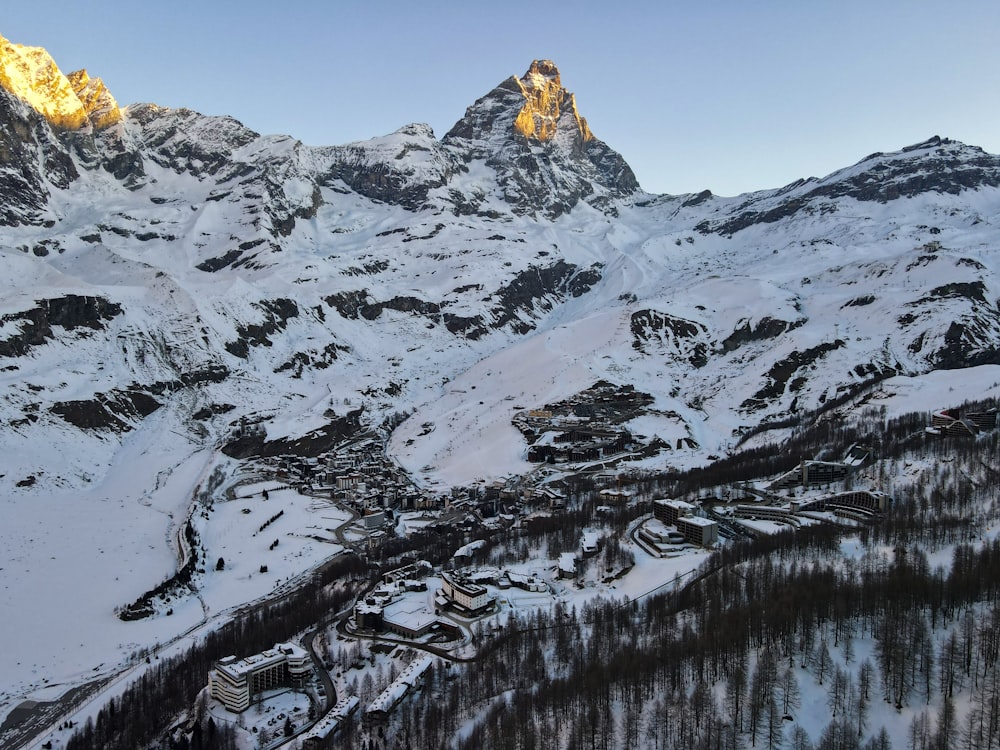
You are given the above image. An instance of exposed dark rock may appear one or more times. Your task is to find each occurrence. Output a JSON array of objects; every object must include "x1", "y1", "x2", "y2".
[
  {"x1": 0, "y1": 87, "x2": 78, "y2": 225},
  {"x1": 843, "y1": 295, "x2": 876, "y2": 308},
  {"x1": 443, "y1": 314, "x2": 488, "y2": 340},
  {"x1": 0, "y1": 295, "x2": 122, "y2": 358},
  {"x1": 932, "y1": 320, "x2": 1000, "y2": 369},
  {"x1": 324, "y1": 291, "x2": 442, "y2": 322},
  {"x1": 196, "y1": 249, "x2": 244, "y2": 272},
  {"x1": 721, "y1": 316, "x2": 805, "y2": 353},
  {"x1": 275, "y1": 342, "x2": 349, "y2": 375},
  {"x1": 682, "y1": 189, "x2": 713, "y2": 207},
  {"x1": 192, "y1": 403, "x2": 235, "y2": 420},
  {"x1": 51, "y1": 389, "x2": 161, "y2": 431},
  {"x1": 325, "y1": 260, "x2": 598, "y2": 340},
  {"x1": 324, "y1": 290, "x2": 370, "y2": 320},
  {"x1": 630, "y1": 310, "x2": 709, "y2": 368},
  {"x1": 225, "y1": 299, "x2": 300, "y2": 358},
  {"x1": 221, "y1": 408, "x2": 364, "y2": 459},
  {"x1": 927, "y1": 281, "x2": 987, "y2": 303},
  {"x1": 485, "y1": 260, "x2": 601, "y2": 335},
  {"x1": 127, "y1": 105, "x2": 259, "y2": 178},
  {"x1": 742, "y1": 340, "x2": 846, "y2": 410}
]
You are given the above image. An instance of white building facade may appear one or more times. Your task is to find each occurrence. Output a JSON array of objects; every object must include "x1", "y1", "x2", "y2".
[{"x1": 209, "y1": 642, "x2": 312, "y2": 712}]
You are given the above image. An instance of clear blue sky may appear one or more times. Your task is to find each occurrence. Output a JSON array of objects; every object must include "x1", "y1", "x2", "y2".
[{"x1": 4, "y1": 0, "x2": 999, "y2": 196}]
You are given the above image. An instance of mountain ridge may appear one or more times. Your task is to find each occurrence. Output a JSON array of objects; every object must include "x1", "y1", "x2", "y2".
[{"x1": 0, "y1": 32, "x2": 996, "y2": 494}]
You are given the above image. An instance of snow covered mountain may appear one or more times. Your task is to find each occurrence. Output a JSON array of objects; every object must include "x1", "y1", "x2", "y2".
[
  {"x1": 0, "y1": 34, "x2": 998, "y2": 495},
  {"x1": 3, "y1": 30, "x2": 1000, "y2": 724}
]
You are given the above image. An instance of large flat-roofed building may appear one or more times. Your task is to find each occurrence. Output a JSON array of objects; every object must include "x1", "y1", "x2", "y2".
[
  {"x1": 209, "y1": 642, "x2": 312, "y2": 712},
  {"x1": 653, "y1": 498, "x2": 696, "y2": 526},
  {"x1": 675, "y1": 515, "x2": 718, "y2": 547},
  {"x1": 437, "y1": 572, "x2": 494, "y2": 615},
  {"x1": 651, "y1": 498, "x2": 717, "y2": 548}
]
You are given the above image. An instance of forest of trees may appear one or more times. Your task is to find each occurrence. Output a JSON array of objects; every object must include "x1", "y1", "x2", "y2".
[{"x1": 377, "y1": 529, "x2": 1000, "y2": 749}]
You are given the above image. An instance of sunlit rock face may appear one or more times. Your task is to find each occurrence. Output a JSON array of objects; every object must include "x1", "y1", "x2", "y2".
[
  {"x1": 0, "y1": 34, "x2": 120, "y2": 130},
  {"x1": 0, "y1": 34, "x2": 89, "y2": 129},
  {"x1": 512, "y1": 59, "x2": 593, "y2": 144},
  {"x1": 67, "y1": 69, "x2": 121, "y2": 129}
]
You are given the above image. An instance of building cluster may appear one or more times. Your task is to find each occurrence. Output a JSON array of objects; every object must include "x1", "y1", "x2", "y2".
[
  {"x1": 728, "y1": 488, "x2": 891, "y2": 530},
  {"x1": 514, "y1": 381, "x2": 657, "y2": 467},
  {"x1": 301, "y1": 696, "x2": 360, "y2": 749},
  {"x1": 928, "y1": 407, "x2": 999, "y2": 437},
  {"x1": 364, "y1": 653, "x2": 434, "y2": 724},
  {"x1": 353, "y1": 565, "x2": 499, "y2": 640},
  {"x1": 353, "y1": 569, "x2": 438, "y2": 638},
  {"x1": 768, "y1": 444, "x2": 871, "y2": 491},
  {"x1": 208, "y1": 643, "x2": 312, "y2": 713},
  {"x1": 641, "y1": 499, "x2": 719, "y2": 552},
  {"x1": 525, "y1": 426, "x2": 633, "y2": 464}
]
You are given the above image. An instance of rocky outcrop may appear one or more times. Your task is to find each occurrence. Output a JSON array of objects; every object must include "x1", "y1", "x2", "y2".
[
  {"x1": 221, "y1": 408, "x2": 364, "y2": 459},
  {"x1": 721, "y1": 316, "x2": 806, "y2": 353},
  {"x1": 0, "y1": 295, "x2": 122, "y2": 358},
  {"x1": 0, "y1": 85, "x2": 78, "y2": 225},
  {"x1": 742, "y1": 340, "x2": 846, "y2": 411},
  {"x1": 324, "y1": 291, "x2": 442, "y2": 321},
  {"x1": 127, "y1": 104, "x2": 259, "y2": 178},
  {"x1": 321, "y1": 123, "x2": 461, "y2": 211},
  {"x1": 325, "y1": 260, "x2": 600, "y2": 340},
  {"x1": 51, "y1": 389, "x2": 161, "y2": 432},
  {"x1": 225, "y1": 299, "x2": 300, "y2": 358},
  {"x1": 631, "y1": 310, "x2": 710, "y2": 368},
  {"x1": 66, "y1": 69, "x2": 121, "y2": 129},
  {"x1": 0, "y1": 34, "x2": 89, "y2": 130},
  {"x1": 0, "y1": 35, "x2": 121, "y2": 131}
]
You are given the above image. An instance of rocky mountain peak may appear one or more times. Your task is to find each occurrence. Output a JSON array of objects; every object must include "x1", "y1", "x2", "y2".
[
  {"x1": 0, "y1": 33, "x2": 119, "y2": 130},
  {"x1": 442, "y1": 59, "x2": 638, "y2": 217},
  {"x1": 513, "y1": 59, "x2": 593, "y2": 144}
]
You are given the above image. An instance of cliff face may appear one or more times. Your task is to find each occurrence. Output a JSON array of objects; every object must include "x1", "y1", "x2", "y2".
[
  {"x1": 0, "y1": 34, "x2": 129, "y2": 225},
  {"x1": 67, "y1": 69, "x2": 122, "y2": 129},
  {"x1": 511, "y1": 59, "x2": 593, "y2": 144},
  {"x1": 0, "y1": 33, "x2": 120, "y2": 131}
]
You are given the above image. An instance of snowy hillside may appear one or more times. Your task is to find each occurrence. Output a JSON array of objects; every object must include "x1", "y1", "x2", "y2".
[{"x1": 1, "y1": 32, "x2": 1000, "y2": 731}]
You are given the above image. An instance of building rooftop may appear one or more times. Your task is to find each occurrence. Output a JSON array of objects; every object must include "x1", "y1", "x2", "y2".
[
  {"x1": 215, "y1": 642, "x2": 308, "y2": 679},
  {"x1": 655, "y1": 498, "x2": 695, "y2": 510},
  {"x1": 677, "y1": 515, "x2": 716, "y2": 527}
]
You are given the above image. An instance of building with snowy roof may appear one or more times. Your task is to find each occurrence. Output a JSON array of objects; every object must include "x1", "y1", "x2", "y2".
[
  {"x1": 675, "y1": 515, "x2": 718, "y2": 547},
  {"x1": 301, "y1": 695, "x2": 359, "y2": 748},
  {"x1": 365, "y1": 654, "x2": 434, "y2": 723},
  {"x1": 653, "y1": 498, "x2": 696, "y2": 526},
  {"x1": 558, "y1": 552, "x2": 577, "y2": 578},
  {"x1": 580, "y1": 528, "x2": 601, "y2": 556},
  {"x1": 437, "y1": 572, "x2": 494, "y2": 615},
  {"x1": 208, "y1": 642, "x2": 312, "y2": 713},
  {"x1": 651, "y1": 498, "x2": 717, "y2": 547},
  {"x1": 382, "y1": 596, "x2": 440, "y2": 639}
]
